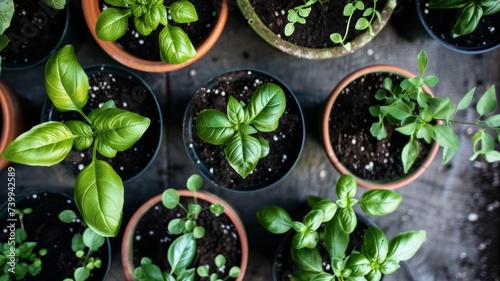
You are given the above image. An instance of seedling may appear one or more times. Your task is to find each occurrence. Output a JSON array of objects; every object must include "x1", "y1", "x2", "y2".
[
  {"x1": 1, "y1": 44, "x2": 151, "y2": 237},
  {"x1": 195, "y1": 82, "x2": 286, "y2": 178},
  {"x1": 196, "y1": 254, "x2": 241, "y2": 281},
  {"x1": 370, "y1": 50, "x2": 500, "y2": 173},
  {"x1": 257, "y1": 174, "x2": 426, "y2": 280},
  {"x1": 0, "y1": 208, "x2": 48, "y2": 281},
  {"x1": 428, "y1": 0, "x2": 500, "y2": 36},
  {"x1": 95, "y1": 0, "x2": 198, "y2": 64}
]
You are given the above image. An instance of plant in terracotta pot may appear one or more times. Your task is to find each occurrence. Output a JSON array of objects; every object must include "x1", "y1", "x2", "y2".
[
  {"x1": 183, "y1": 69, "x2": 305, "y2": 191},
  {"x1": 1, "y1": 44, "x2": 153, "y2": 237},
  {"x1": 82, "y1": 0, "x2": 228, "y2": 72},
  {"x1": 236, "y1": 0, "x2": 396, "y2": 59},
  {"x1": 257, "y1": 174, "x2": 426, "y2": 281},
  {"x1": 121, "y1": 174, "x2": 248, "y2": 281}
]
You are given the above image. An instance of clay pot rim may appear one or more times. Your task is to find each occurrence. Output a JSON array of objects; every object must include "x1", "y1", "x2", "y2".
[
  {"x1": 121, "y1": 189, "x2": 249, "y2": 281},
  {"x1": 0, "y1": 81, "x2": 21, "y2": 171},
  {"x1": 321, "y1": 64, "x2": 440, "y2": 190},
  {"x1": 81, "y1": 0, "x2": 228, "y2": 72}
]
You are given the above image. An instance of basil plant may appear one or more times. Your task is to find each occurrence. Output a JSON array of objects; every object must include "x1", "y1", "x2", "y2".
[
  {"x1": 95, "y1": 0, "x2": 198, "y2": 64},
  {"x1": 195, "y1": 82, "x2": 287, "y2": 179},
  {"x1": 257, "y1": 174, "x2": 426, "y2": 281},
  {"x1": 1, "y1": 44, "x2": 151, "y2": 237}
]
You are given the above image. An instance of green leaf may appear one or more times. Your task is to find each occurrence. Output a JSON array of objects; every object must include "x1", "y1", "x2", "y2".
[
  {"x1": 330, "y1": 33, "x2": 343, "y2": 43},
  {"x1": 423, "y1": 75, "x2": 439, "y2": 87},
  {"x1": 312, "y1": 199, "x2": 337, "y2": 222},
  {"x1": 370, "y1": 119, "x2": 387, "y2": 140},
  {"x1": 168, "y1": 218, "x2": 185, "y2": 234},
  {"x1": 65, "y1": 120, "x2": 94, "y2": 151},
  {"x1": 345, "y1": 253, "x2": 372, "y2": 276},
  {"x1": 336, "y1": 174, "x2": 357, "y2": 200},
  {"x1": 355, "y1": 18, "x2": 370, "y2": 30},
  {"x1": 324, "y1": 217, "x2": 349, "y2": 258},
  {"x1": 15, "y1": 228, "x2": 27, "y2": 244},
  {"x1": 82, "y1": 227, "x2": 105, "y2": 250},
  {"x1": 227, "y1": 96, "x2": 245, "y2": 125},
  {"x1": 258, "y1": 136, "x2": 270, "y2": 158},
  {"x1": 0, "y1": 0, "x2": 14, "y2": 35},
  {"x1": 401, "y1": 138, "x2": 419, "y2": 173},
  {"x1": 287, "y1": 10, "x2": 298, "y2": 23},
  {"x1": 380, "y1": 259, "x2": 400, "y2": 275},
  {"x1": 43, "y1": 0, "x2": 66, "y2": 9},
  {"x1": 337, "y1": 207, "x2": 356, "y2": 234},
  {"x1": 430, "y1": 96, "x2": 454, "y2": 120},
  {"x1": 457, "y1": 87, "x2": 476, "y2": 110},
  {"x1": 193, "y1": 226, "x2": 205, "y2": 238},
  {"x1": 162, "y1": 189, "x2": 180, "y2": 209},
  {"x1": 215, "y1": 254, "x2": 226, "y2": 268},
  {"x1": 484, "y1": 114, "x2": 500, "y2": 127},
  {"x1": 428, "y1": 0, "x2": 469, "y2": 9},
  {"x1": 417, "y1": 123, "x2": 434, "y2": 143},
  {"x1": 71, "y1": 233, "x2": 85, "y2": 252},
  {"x1": 75, "y1": 159, "x2": 124, "y2": 237},
  {"x1": 45, "y1": 45, "x2": 89, "y2": 112},
  {"x1": 159, "y1": 25, "x2": 197, "y2": 64},
  {"x1": 482, "y1": 0, "x2": 500, "y2": 14},
  {"x1": 246, "y1": 83, "x2": 287, "y2": 132},
  {"x1": 476, "y1": 85, "x2": 497, "y2": 115},
  {"x1": 433, "y1": 124, "x2": 459, "y2": 149},
  {"x1": 452, "y1": 3, "x2": 483, "y2": 36},
  {"x1": 303, "y1": 209, "x2": 323, "y2": 231},
  {"x1": 361, "y1": 227, "x2": 388, "y2": 264},
  {"x1": 196, "y1": 109, "x2": 235, "y2": 145},
  {"x1": 442, "y1": 138, "x2": 459, "y2": 164},
  {"x1": 168, "y1": 234, "x2": 196, "y2": 275},
  {"x1": 170, "y1": 0, "x2": 198, "y2": 23},
  {"x1": 104, "y1": 0, "x2": 128, "y2": 7},
  {"x1": 343, "y1": 3, "x2": 355, "y2": 16},
  {"x1": 197, "y1": 266, "x2": 209, "y2": 277},
  {"x1": 417, "y1": 50, "x2": 428, "y2": 77},
  {"x1": 359, "y1": 190, "x2": 402, "y2": 216},
  {"x1": 284, "y1": 23, "x2": 295, "y2": 36},
  {"x1": 186, "y1": 173, "x2": 203, "y2": 191},
  {"x1": 96, "y1": 8, "x2": 131, "y2": 41},
  {"x1": 1, "y1": 121, "x2": 75, "y2": 166},
  {"x1": 92, "y1": 107, "x2": 150, "y2": 151},
  {"x1": 59, "y1": 210, "x2": 77, "y2": 223},
  {"x1": 210, "y1": 203, "x2": 224, "y2": 215},
  {"x1": 74, "y1": 267, "x2": 91, "y2": 281},
  {"x1": 95, "y1": 139, "x2": 117, "y2": 158},
  {"x1": 485, "y1": 150, "x2": 500, "y2": 162},
  {"x1": 395, "y1": 122, "x2": 417, "y2": 136},
  {"x1": 291, "y1": 247, "x2": 323, "y2": 273},
  {"x1": 224, "y1": 132, "x2": 261, "y2": 178},
  {"x1": 256, "y1": 206, "x2": 293, "y2": 234},
  {"x1": 134, "y1": 9, "x2": 160, "y2": 36},
  {"x1": 387, "y1": 230, "x2": 426, "y2": 262},
  {"x1": 136, "y1": 257, "x2": 164, "y2": 281},
  {"x1": 229, "y1": 266, "x2": 241, "y2": 278},
  {"x1": 380, "y1": 100, "x2": 413, "y2": 121}
]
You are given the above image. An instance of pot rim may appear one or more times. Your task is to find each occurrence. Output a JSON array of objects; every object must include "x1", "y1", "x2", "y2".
[
  {"x1": 121, "y1": 189, "x2": 249, "y2": 281},
  {"x1": 81, "y1": 0, "x2": 229, "y2": 72},
  {"x1": 321, "y1": 64, "x2": 440, "y2": 190}
]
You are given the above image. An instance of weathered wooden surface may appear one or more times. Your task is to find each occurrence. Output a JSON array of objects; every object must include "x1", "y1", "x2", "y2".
[{"x1": 1, "y1": 1, "x2": 499, "y2": 280}]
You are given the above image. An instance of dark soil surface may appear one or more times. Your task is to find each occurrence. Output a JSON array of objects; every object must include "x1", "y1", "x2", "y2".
[
  {"x1": 249, "y1": 0, "x2": 387, "y2": 48},
  {"x1": 131, "y1": 196, "x2": 242, "y2": 281},
  {"x1": 98, "y1": 0, "x2": 222, "y2": 61},
  {"x1": 43, "y1": 65, "x2": 162, "y2": 181},
  {"x1": 328, "y1": 72, "x2": 433, "y2": 183},
  {"x1": 183, "y1": 70, "x2": 304, "y2": 191},
  {"x1": 418, "y1": 0, "x2": 500, "y2": 51},
  {"x1": 0, "y1": 1, "x2": 67, "y2": 67},
  {"x1": 0, "y1": 192, "x2": 110, "y2": 280}
]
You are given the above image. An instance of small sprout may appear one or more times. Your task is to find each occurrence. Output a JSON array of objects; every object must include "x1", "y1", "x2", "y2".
[{"x1": 186, "y1": 173, "x2": 203, "y2": 191}]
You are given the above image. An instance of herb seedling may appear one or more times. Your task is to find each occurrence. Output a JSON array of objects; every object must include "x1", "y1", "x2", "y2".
[
  {"x1": 196, "y1": 254, "x2": 241, "y2": 281},
  {"x1": 195, "y1": 82, "x2": 287, "y2": 178},
  {"x1": 133, "y1": 174, "x2": 241, "y2": 281},
  {"x1": 0, "y1": 208, "x2": 48, "y2": 281},
  {"x1": 1, "y1": 44, "x2": 151, "y2": 237},
  {"x1": 285, "y1": 0, "x2": 382, "y2": 51},
  {"x1": 428, "y1": 0, "x2": 500, "y2": 36},
  {"x1": 95, "y1": 0, "x2": 199, "y2": 64},
  {"x1": 370, "y1": 50, "x2": 500, "y2": 173},
  {"x1": 257, "y1": 174, "x2": 426, "y2": 280},
  {"x1": 59, "y1": 210, "x2": 105, "y2": 281}
]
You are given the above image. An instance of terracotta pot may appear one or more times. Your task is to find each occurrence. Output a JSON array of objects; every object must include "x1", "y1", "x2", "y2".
[
  {"x1": 81, "y1": 0, "x2": 228, "y2": 72},
  {"x1": 322, "y1": 65, "x2": 439, "y2": 190},
  {"x1": 236, "y1": 0, "x2": 396, "y2": 59},
  {"x1": 0, "y1": 81, "x2": 22, "y2": 171},
  {"x1": 121, "y1": 190, "x2": 248, "y2": 281}
]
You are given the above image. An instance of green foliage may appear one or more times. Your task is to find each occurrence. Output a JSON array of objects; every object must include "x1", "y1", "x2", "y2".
[
  {"x1": 1, "y1": 44, "x2": 151, "y2": 237},
  {"x1": 95, "y1": 0, "x2": 198, "y2": 64},
  {"x1": 370, "y1": 50, "x2": 500, "y2": 173},
  {"x1": 257, "y1": 174, "x2": 425, "y2": 281},
  {"x1": 59, "y1": 210, "x2": 106, "y2": 281},
  {"x1": 196, "y1": 254, "x2": 241, "y2": 281},
  {"x1": 0, "y1": 209, "x2": 47, "y2": 281},
  {"x1": 195, "y1": 82, "x2": 287, "y2": 178},
  {"x1": 428, "y1": 0, "x2": 500, "y2": 36},
  {"x1": 0, "y1": 0, "x2": 14, "y2": 74}
]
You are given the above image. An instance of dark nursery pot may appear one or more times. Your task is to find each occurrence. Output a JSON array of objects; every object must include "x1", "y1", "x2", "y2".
[
  {"x1": 121, "y1": 190, "x2": 249, "y2": 281},
  {"x1": 183, "y1": 69, "x2": 306, "y2": 192},
  {"x1": 42, "y1": 64, "x2": 163, "y2": 182},
  {"x1": 236, "y1": 0, "x2": 396, "y2": 59},
  {"x1": 0, "y1": 81, "x2": 22, "y2": 171},
  {"x1": 0, "y1": 0, "x2": 70, "y2": 70},
  {"x1": 81, "y1": 0, "x2": 228, "y2": 72},
  {"x1": 416, "y1": 0, "x2": 500, "y2": 54},
  {"x1": 322, "y1": 65, "x2": 439, "y2": 190},
  {"x1": 0, "y1": 190, "x2": 112, "y2": 280}
]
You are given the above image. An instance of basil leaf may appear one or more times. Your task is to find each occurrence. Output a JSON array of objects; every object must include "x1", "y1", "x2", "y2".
[
  {"x1": 256, "y1": 206, "x2": 293, "y2": 234},
  {"x1": 170, "y1": 0, "x2": 198, "y2": 23},
  {"x1": 246, "y1": 83, "x2": 286, "y2": 132},
  {"x1": 452, "y1": 3, "x2": 483, "y2": 36},
  {"x1": 387, "y1": 230, "x2": 426, "y2": 262},
  {"x1": 336, "y1": 174, "x2": 357, "y2": 200},
  {"x1": 224, "y1": 132, "x2": 261, "y2": 178},
  {"x1": 359, "y1": 190, "x2": 402, "y2": 216},
  {"x1": 258, "y1": 136, "x2": 270, "y2": 158},
  {"x1": 324, "y1": 217, "x2": 348, "y2": 258},
  {"x1": 42, "y1": 0, "x2": 66, "y2": 10},
  {"x1": 95, "y1": 139, "x2": 117, "y2": 158},
  {"x1": 196, "y1": 109, "x2": 235, "y2": 145},
  {"x1": 428, "y1": 0, "x2": 469, "y2": 9},
  {"x1": 0, "y1": 0, "x2": 14, "y2": 34},
  {"x1": 82, "y1": 227, "x2": 105, "y2": 250},
  {"x1": 75, "y1": 159, "x2": 124, "y2": 237},
  {"x1": 159, "y1": 25, "x2": 196, "y2": 64},
  {"x1": 168, "y1": 234, "x2": 196, "y2": 275},
  {"x1": 227, "y1": 96, "x2": 245, "y2": 125},
  {"x1": 345, "y1": 252, "x2": 372, "y2": 276},
  {"x1": 337, "y1": 207, "x2": 357, "y2": 234},
  {"x1": 133, "y1": 15, "x2": 155, "y2": 36},
  {"x1": 361, "y1": 227, "x2": 388, "y2": 264},
  {"x1": 65, "y1": 120, "x2": 93, "y2": 151},
  {"x1": 104, "y1": 0, "x2": 128, "y2": 7},
  {"x1": 312, "y1": 199, "x2": 337, "y2": 222},
  {"x1": 303, "y1": 209, "x2": 323, "y2": 231},
  {"x1": 1, "y1": 121, "x2": 75, "y2": 166},
  {"x1": 137, "y1": 258, "x2": 164, "y2": 281},
  {"x1": 291, "y1": 247, "x2": 323, "y2": 272},
  {"x1": 96, "y1": 8, "x2": 131, "y2": 41},
  {"x1": 45, "y1": 45, "x2": 89, "y2": 112}
]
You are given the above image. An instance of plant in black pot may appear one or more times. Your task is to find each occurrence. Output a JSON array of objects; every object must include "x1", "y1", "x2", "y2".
[
  {"x1": 1, "y1": 44, "x2": 152, "y2": 237},
  {"x1": 257, "y1": 174, "x2": 426, "y2": 281}
]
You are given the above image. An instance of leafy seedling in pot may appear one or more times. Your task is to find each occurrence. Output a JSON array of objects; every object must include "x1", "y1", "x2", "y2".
[
  {"x1": 95, "y1": 0, "x2": 198, "y2": 64},
  {"x1": 1, "y1": 44, "x2": 151, "y2": 237},
  {"x1": 195, "y1": 82, "x2": 287, "y2": 178},
  {"x1": 257, "y1": 174, "x2": 426, "y2": 280},
  {"x1": 370, "y1": 50, "x2": 500, "y2": 173}
]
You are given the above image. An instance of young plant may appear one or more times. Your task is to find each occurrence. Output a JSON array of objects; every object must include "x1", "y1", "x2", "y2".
[
  {"x1": 132, "y1": 174, "x2": 241, "y2": 281},
  {"x1": 1, "y1": 44, "x2": 151, "y2": 237},
  {"x1": 95, "y1": 0, "x2": 198, "y2": 64},
  {"x1": 195, "y1": 82, "x2": 286, "y2": 178},
  {"x1": 370, "y1": 50, "x2": 500, "y2": 173},
  {"x1": 0, "y1": 208, "x2": 48, "y2": 281},
  {"x1": 428, "y1": 0, "x2": 500, "y2": 36},
  {"x1": 257, "y1": 174, "x2": 426, "y2": 281},
  {"x1": 196, "y1": 254, "x2": 241, "y2": 281},
  {"x1": 59, "y1": 210, "x2": 106, "y2": 281}
]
